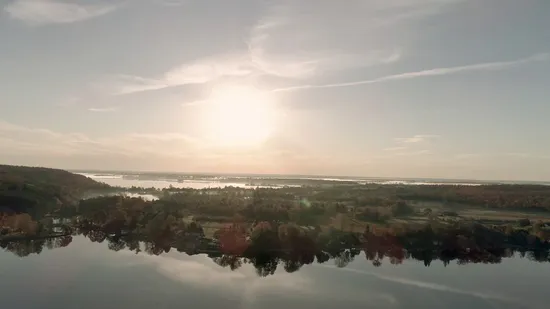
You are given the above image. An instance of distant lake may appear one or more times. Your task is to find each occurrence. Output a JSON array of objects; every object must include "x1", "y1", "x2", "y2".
[
  {"x1": 0, "y1": 236, "x2": 547, "y2": 309},
  {"x1": 77, "y1": 173, "x2": 297, "y2": 189},
  {"x1": 77, "y1": 172, "x2": 494, "y2": 189},
  {"x1": 77, "y1": 173, "x2": 254, "y2": 189}
]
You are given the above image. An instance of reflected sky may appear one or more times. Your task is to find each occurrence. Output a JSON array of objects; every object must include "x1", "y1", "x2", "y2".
[{"x1": 1, "y1": 236, "x2": 547, "y2": 309}]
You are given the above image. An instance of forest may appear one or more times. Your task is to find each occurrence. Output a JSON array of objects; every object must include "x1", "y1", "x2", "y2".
[
  {"x1": 3, "y1": 164, "x2": 550, "y2": 276},
  {"x1": 2, "y1": 197, "x2": 550, "y2": 277},
  {"x1": 0, "y1": 164, "x2": 108, "y2": 216}
]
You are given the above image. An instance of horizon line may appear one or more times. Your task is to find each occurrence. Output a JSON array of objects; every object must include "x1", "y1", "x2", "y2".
[{"x1": 66, "y1": 167, "x2": 550, "y2": 185}]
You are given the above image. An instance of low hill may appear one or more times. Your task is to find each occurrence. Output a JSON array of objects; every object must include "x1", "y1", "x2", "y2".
[{"x1": 0, "y1": 165, "x2": 108, "y2": 215}]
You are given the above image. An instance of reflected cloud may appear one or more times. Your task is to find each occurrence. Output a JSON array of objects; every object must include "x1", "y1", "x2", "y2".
[
  {"x1": 116, "y1": 251, "x2": 313, "y2": 298},
  {"x1": 323, "y1": 266, "x2": 519, "y2": 304},
  {"x1": 122, "y1": 253, "x2": 246, "y2": 286}
]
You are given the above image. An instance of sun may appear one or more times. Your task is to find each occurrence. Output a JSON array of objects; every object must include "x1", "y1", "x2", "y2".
[{"x1": 201, "y1": 85, "x2": 278, "y2": 147}]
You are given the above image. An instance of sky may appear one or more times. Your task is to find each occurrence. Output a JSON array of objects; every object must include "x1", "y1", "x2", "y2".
[{"x1": 1, "y1": 0, "x2": 550, "y2": 181}]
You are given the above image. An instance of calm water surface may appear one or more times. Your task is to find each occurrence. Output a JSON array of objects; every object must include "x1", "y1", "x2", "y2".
[
  {"x1": 1, "y1": 236, "x2": 547, "y2": 309},
  {"x1": 78, "y1": 173, "x2": 285, "y2": 189},
  {"x1": 77, "y1": 172, "x2": 491, "y2": 189}
]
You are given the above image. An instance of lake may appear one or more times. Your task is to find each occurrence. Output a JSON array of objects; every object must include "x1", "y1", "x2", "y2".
[
  {"x1": 76, "y1": 172, "x2": 493, "y2": 189},
  {"x1": 77, "y1": 173, "x2": 254, "y2": 189},
  {"x1": 1, "y1": 236, "x2": 547, "y2": 309}
]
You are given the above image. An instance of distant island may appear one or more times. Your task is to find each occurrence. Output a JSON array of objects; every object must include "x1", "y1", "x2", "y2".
[{"x1": 2, "y1": 164, "x2": 550, "y2": 274}]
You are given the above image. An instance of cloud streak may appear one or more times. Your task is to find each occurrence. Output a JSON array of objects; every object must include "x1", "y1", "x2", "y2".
[
  {"x1": 379, "y1": 135, "x2": 439, "y2": 157},
  {"x1": 0, "y1": 120, "x2": 198, "y2": 157},
  {"x1": 248, "y1": 16, "x2": 401, "y2": 80},
  {"x1": 395, "y1": 134, "x2": 440, "y2": 144},
  {"x1": 4, "y1": 0, "x2": 118, "y2": 25},
  {"x1": 106, "y1": 0, "x2": 418, "y2": 95},
  {"x1": 159, "y1": 0, "x2": 188, "y2": 7},
  {"x1": 0, "y1": 121, "x2": 325, "y2": 173},
  {"x1": 455, "y1": 153, "x2": 550, "y2": 161},
  {"x1": 246, "y1": 1, "x2": 404, "y2": 80},
  {"x1": 103, "y1": 0, "x2": 469, "y2": 96},
  {"x1": 272, "y1": 53, "x2": 549, "y2": 92},
  {"x1": 108, "y1": 49, "x2": 400, "y2": 96},
  {"x1": 88, "y1": 107, "x2": 118, "y2": 113},
  {"x1": 107, "y1": 55, "x2": 254, "y2": 95}
]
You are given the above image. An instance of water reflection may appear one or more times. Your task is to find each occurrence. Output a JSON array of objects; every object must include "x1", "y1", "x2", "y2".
[
  {"x1": 2, "y1": 212, "x2": 550, "y2": 275},
  {"x1": 3, "y1": 202, "x2": 550, "y2": 308},
  {"x1": 1, "y1": 234, "x2": 546, "y2": 309}
]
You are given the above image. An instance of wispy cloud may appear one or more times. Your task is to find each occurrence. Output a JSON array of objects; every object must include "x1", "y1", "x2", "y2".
[
  {"x1": 246, "y1": 1, "x2": 403, "y2": 80},
  {"x1": 248, "y1": 38, "x2": 401, "y2": 80},
  {"x1": 107, "y1": 50, "x2": 400, "y2": 96},
  {"x1": 102, "y1": 0, "x2": 470, "y2": 96},
  {"x1": 159, "y1": 0, "x2": 188, "y2": 7},
  {"x1": 181, "y1": 100, "x2": 207, "y2": 107},
  {"x1": 395, "y1": 149, "x2": 432, "y2": 156},
  {"x1": 272, "y1": 53, "x2": 549, "y2": 92},
  {"x1": 88, "y1": 106, "x2": 118, "y2": 113},
  {"x1": 107, "y1": 75, "x2": 169, "y2": 95},
  {"x1": 98, "y1": 0, "x2": 539, "y2": 100},
  {"x1": 4, "y1": 0, "x2": 119, "y2": 25},
  {"x1": 455, "y1": 153, "x2": 550, "y2": 161},
  {"x1": 107, "y1": 55, "x2": 254, "y2": 95},
  {"x1": 0, "y1": 121, "x2": 322, "y2": 172},
  {"x1": 106, "y1": 0, "x2": 414, "y2": 95},
  {"x1": 244, "y1": 0, "x2": 468, "y2": 82},
  {"x1": 380, "y1": 149, "x2": 433, "y2": 157},
  {"x1": 381, "y1": 135, "x2": 438, "y2": 157},
  {"x1": 369, "y1": 0, "x2": 466, "y2": 25},
  {"x1": 395, "y1": 134, "x2": 440, "y2": 144},
  {"x1": 0, "y1": 120, "x2": 198, "y2": 157}
]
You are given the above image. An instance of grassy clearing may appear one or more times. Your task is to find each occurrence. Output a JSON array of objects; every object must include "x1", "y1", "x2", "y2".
[
  {"x1": 407, "y1": 199, "x2": 550, "y2": 223},
  {"x1": 181, "y1": 200, "x2": 550, "y2": 238},
  {"x1": 458, "y1": 209, "x2": 550, "y2": 222}
]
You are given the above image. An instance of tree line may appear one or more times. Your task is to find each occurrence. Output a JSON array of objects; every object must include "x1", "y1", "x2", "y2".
[{"x1": 2, "y1": 195, "x2": 550, "y2": 277}]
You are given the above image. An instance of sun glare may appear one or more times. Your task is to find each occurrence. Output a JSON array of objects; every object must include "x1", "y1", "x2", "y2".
[{"x1": 201, "y1": 85, "x2": 277, "y2": 147}]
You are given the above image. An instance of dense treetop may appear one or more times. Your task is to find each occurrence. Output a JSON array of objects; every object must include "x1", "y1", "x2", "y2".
[{"x1": 0, "y1": 165, "x2": 107, "y2": 215}]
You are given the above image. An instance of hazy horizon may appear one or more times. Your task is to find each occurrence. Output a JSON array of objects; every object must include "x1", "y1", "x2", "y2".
[
  {"x1": 2, "y1": 0, "x2": 550, "y2": 181},
  {"x1": 68, "y1": 168, "x2": 549, "y2": 184}
]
